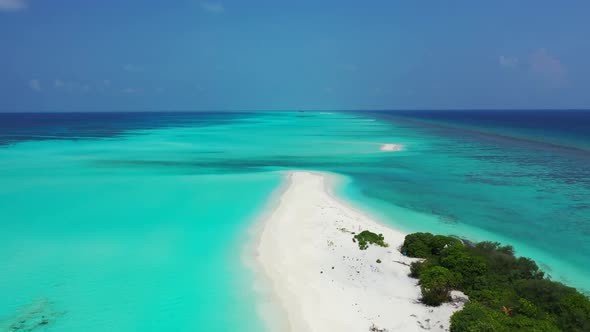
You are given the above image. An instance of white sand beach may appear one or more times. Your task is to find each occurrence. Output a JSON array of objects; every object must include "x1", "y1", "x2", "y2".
[{"x1": 256, "y1": 171, "x2": 466, "y2": 332}]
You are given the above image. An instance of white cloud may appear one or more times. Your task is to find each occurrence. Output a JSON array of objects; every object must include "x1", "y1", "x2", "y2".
[
  {"x1": 499, "y1": 55, "x2": 518, "y2": 68},
  {"x1": 201, "y1": 2, "x2": 224, "y2": 13},
  {"x1": 53, "y1": 79, "x2": 109, "y2": 93},
  {"x1": 29, "y1": 79, "x2": 41, "y2": 91},
  {"x1": 529, "y1": 48, "x2": 566, "y2": 83},
  {"x1": 54, "y1": 79, "x2": 83, "y2": 92},
  {"x1": 0, "y1": 0, "x2": 27, "y2": 11}
]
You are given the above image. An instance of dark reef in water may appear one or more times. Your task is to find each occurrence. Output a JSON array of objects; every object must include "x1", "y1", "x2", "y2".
[{"x1": 0, "y1": 298, "x2": 65, "y2": 331}]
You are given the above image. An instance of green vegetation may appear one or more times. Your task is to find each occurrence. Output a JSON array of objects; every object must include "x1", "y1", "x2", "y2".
[
  {"x1": 402, "y1": 232, "x2": 590, "y2": 332},
  {"x1": 420, "y1": 266, "x2": 458, "y2": 306},
  {"x1": 353, "y1": 230, "x2": 388, "y2": 250}
]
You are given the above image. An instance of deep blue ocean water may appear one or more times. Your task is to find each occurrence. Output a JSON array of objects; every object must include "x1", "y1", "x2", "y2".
[
  {"x1": 1, "y1": 110, "x2": 589, "y2": 331},
  {"x1": 0, "y1": 112, "x2": 254, "y2": 146},
  {"x1": 383, "y1": 110, "x2": 590, "y2": 151}
]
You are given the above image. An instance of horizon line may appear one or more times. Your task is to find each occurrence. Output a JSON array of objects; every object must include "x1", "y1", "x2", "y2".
[{"x1": 2, "y1": 108, "x2": 590, "y2": 114}]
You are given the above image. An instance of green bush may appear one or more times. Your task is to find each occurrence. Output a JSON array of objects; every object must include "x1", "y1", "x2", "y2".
[
  {"x1": 401, "y1": 232, "x2": 433, "y2": 257},
  {"x1": 409, "y1": 260, "x2": 433, "y2": 278},
  {"x1": 469, "y1": 287, "x2": 518, "y2": 309},
  {"x1": 466, "y1": 242, "x2": 544, "y2": 284},
  {"x1": 514, "y1": 279, "x2": 590, "y2": 331},
  {"x1": 517, "y1": 298, "x2": 543, "y2": 318},
  {"x1": 440, "y1": 244, "x2": 487, "y2": 289},
  {"x1": 450, "y1": 302, "x2": 560, "y2": 332},
  {"x1": 556, "y1": 292, "x2": 590, "y2": 332},
  {"x1": 430, "y1": 235, "x2": 462, "y2": 255},
  {"x1": 354, "y1": 230, "x2": 388, "y2": 250},
  {"x1": 420, "y1": 266, "x2": 457, "y2": 306},
  {"x1": 450, "y1": 303, "x2": 509, "y2": 332},
  {"x1": 401, "y1": 232, "x2": 460, "y2": 258},
  {"x1": 505, "y1": 315, "x2": 560, "y2": 332},
  {"x1": 514, "y1": 279, "x2": 574, "y2": 312},
  {"x1": 401, "y1": 232, "x2": 590, "y2": 332}
]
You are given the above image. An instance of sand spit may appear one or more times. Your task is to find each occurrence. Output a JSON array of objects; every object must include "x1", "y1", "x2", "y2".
[{"x1": 255, "y1": 171, "x2": 466, "y2": 332}]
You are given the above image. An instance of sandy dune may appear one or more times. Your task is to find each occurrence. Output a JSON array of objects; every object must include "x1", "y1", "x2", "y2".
[{"x1": 380, "y1": 143, "x2": 404, "y2": 151}]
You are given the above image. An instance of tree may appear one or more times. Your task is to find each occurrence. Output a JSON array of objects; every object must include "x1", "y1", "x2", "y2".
[
  {"x1": 401, "y1": 232, "x2": 434, "y2": 258},
  {"x1": 513, "y1": 257, "x2": 544, "y2": 280}
]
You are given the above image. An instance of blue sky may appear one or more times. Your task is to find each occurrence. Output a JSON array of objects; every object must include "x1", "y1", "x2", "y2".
[{"x1": 1, "y1": 0, "x2": 589, "y2": 111}]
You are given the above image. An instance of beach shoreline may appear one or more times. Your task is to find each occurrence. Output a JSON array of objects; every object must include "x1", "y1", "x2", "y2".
[
  {"x1": 242, "y1": 171, "x2": 294, "y2": 332},
  {"x1": 253, "y1": 170, "x2": 466, "y2": 332}
]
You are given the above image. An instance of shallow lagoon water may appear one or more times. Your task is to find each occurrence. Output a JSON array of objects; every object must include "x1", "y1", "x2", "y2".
[{"x1": 1, "y1": 111, "x2": 589, "y2": 330}]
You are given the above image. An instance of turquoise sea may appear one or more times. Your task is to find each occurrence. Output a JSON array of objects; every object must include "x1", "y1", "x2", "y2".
[{"x1": 1, "y1": 111, "x2": 589, "y2": 331}]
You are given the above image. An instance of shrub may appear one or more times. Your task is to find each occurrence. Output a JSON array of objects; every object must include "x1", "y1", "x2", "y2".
[
  {"x1": 515, "y1": 279, "x2": 590, "y2": 331},
  {"x1": 451, "y1": 302, "x2": 560, "y2": 332},
  {"x1": 354, "y1": 230, "x2": 388, "y2": 250},
  {"x1": 430, "y1": 235, "x2": 462, "y2": 255},
  {"x1": 403, "y1": 233, "x2": 590, "y2": 331},
  {"x1": 517, "y1": 298, "x2": 543, "y2": 318},
  {"x1": 469, "y1": 288, "x2": 518, "y2": 309},
  {"x1": 410, "y1": 260, "x2": 432, "y2": 278},
  {"x1": 420, "y1": 266, "x2": 457, "y2": 306},
  {"x1": 514, "y1": 279, "x2": 573, "y2": 311},
  {"x1": 556, "y1": 292, "x2": 590, "y2": 332},
  {"x1": 450, "y1": 303, "x2": 509, "y2": 332},
  {"x1": 401, "y1": 232, "x2": 461, "y2": 258},
  {"x1": 505, "y1": 315, "x2": 560, "y2": 332},
  {"x1": 440, "y1": 245, "x2": 487, "y2": 289},
  {"x1": 401, "y1": 232, "x2": 434, "y2": 257},
  {"x1": 466, "y1": 242, "x2": 544, "y2": 284}
]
